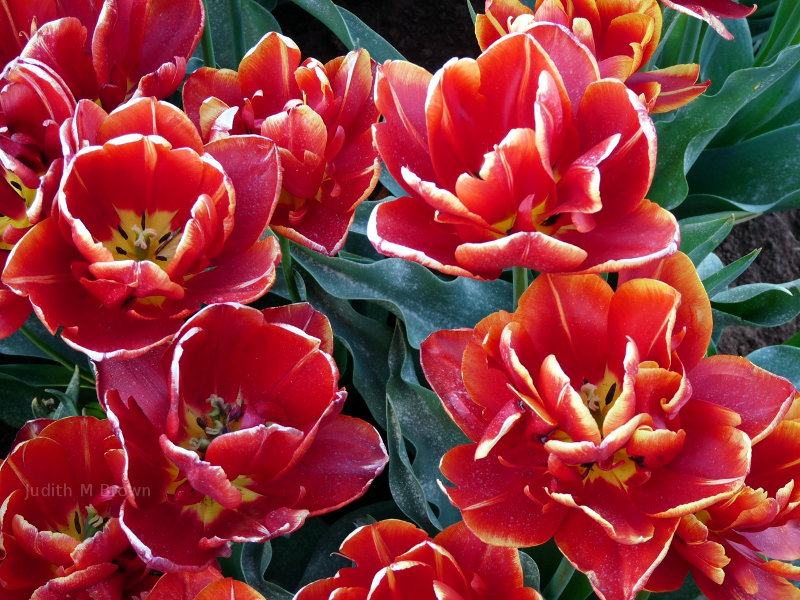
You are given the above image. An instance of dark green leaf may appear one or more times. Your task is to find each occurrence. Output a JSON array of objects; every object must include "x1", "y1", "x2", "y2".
[
  {"x1": 699, "y1": 249, "x2": 760, "y2": 297},
  {"x1": 0, "y1": 317, "x2": 90, "y2": 371},
  {"x1": 656, "y1": 573, "x2": 705, "y2": 600},
  {"x1": 747, "y1": 345, "x2": 800, "y2": 387},
  {"x1": 466, "y1": 0, "x2": 478, "y2": 25},
  {"x1": 711, "y1": 62, "x2": 800, "y2": 145},
  {"x1": 755, "y1": 0, "x2": 800, "y2": 65},
  {"x1": 289, "y1": 0, "x2": 353, "y2": 48},
  {"x1": 678, "y1": 214, "x2": 735, "y2": 264},
  {"x1": 337, "y1": 6, "x2": 405, "y2": 61},
  {"x1": 650, "y1": 43, "x2": 800, "y2": 209},
  {"x1": 205, "y1": 0, "x2": 280, "y2": 69},
  {"x1": 296, "y1": 502, "x2": 402, "y2": 587},
  {"x1": 699, "y1": 17, "x2": 753, "y2": 93},
  {"x1": 711, "y1": 281, "x2": 800, "y2": 327},
  {"x1": 293, "y1": 245, "x2": 512, "y2": 348},
  {"x1": 302, "y1": 275, "x2": 393, "y2": 427},
  {"x1": 0, "y1": 364, "x2": 79, "y2": 388},
  {"x1": 46, "y1": 366, "x2": 82, "y2": 418},
  {"x1": 0, "y1": 381, "x2": 36, "y2": 428},
  {"x1": 520, "y1": 551, "x2": 541, "y2": 591},
  {"x1": 240, "y1": 542, "x2": 293, "y2": 599},
  {"x1": 688, "y1": 125, "x2": 800, "y2": 209},
  {"x1": 385, "y1": 324, "x2": 468, "y2": 531},
  {"x1": 386, "y1": 388, "x2": 442, "y2": 532}
]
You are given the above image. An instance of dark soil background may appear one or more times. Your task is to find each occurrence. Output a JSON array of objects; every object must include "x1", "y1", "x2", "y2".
[{"x1": 273, "y1": 0, "x2": 800, "y2": 356}]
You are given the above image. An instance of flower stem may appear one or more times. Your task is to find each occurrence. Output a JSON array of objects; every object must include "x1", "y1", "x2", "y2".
[
  {"x1": 228, "y1": 0, "x2": 246, "y2": 64},
  {"x1": 542, "y1": 555, "x2": 575, "y2": 600},
  {"x1": 279, "y1": 235, "x2": 301, "y2": 303},
  {"x1": 200, "y1": 0, "x2": 216, "y2": 67},
  {"x1": 20, "y1": 325, "x2": 95, "y2": 385},
  {"x1": 512, "y1": 266, "x2": 529, "y2": 311}
]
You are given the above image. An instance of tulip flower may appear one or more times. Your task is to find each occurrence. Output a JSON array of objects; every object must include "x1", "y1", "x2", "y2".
[
  {"x1": 420, "y1": 253, "x2": 796, "y2": 600},
  {"x1": 295, "y1": 519, "x2": 542, "y2": 600},
  {"x1": 145, "y1": 566, "x2": 266, "y2": 600},
  {"x1": 2, "y1": 97, "x2": 283, "y2": 357},
  {"x1": 476, "y1": 0, "x2": 709, "y2": 113},
  {"x1": 96, "y1": 302, "x2": 388, "y2": 571},
  {"x1": 0, "y1": 1, "x2": 205, "y2": 338},
  {"x1": 370, "y1": 25, "x2": 678, "y2": 280},
  {"x1": 647, "y1": 395, "x2": 800, "y2": 599},
  {"x1": 661, "y1": 0, "x2": 756, "y2": 40},
  {"x1": 183, "y1": 32, "x2": 381, "y2": 255},
  {"x1": 0, "y1": 417, "x2": 158, "y2": 599}
]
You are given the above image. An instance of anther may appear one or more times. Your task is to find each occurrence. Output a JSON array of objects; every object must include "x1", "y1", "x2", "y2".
[
  {"x1": 117, "y1": 225, "x2": 129, "y2": 240},
  {"x1": 116, "y1": 247, "x2": 127, "y2": 255}
]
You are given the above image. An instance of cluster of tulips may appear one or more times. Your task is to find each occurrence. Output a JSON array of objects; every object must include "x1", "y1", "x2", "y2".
[{"x1": 1, "y1": 0, "x2": 799, "y2": 599}]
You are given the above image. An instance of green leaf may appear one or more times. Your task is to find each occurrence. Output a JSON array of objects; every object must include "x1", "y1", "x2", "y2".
[
  {"x1": 649, "y1": 43, "x2": 800, "y2": 209},
  {"x1": 711, "y1": 281, "x2": 800, "y2": 327},
  {"x1": 698, "y1": 249, "x2": 760, "y2": 297},
  {"x1": 240, "y1": 542, "x2": 293, "y2": 599},
  {"x1": 747, "y1": 345, "x2": 800, "y2": 387},
  {"x1": 45, "y1": 365, "x2": 82, "y2": 418},
  {"x1": 289, "y1": 0, "x2": 353, "y2": 48},
  {"x1": 467, "y1": 0, "x2": 478, "y2": 25},
  {"x1": 687, "y1": 125, "x2": 800, "y2": 209},
  {"x1": 0, "y1": 381, "x2": 36, "y2": 428},
  {"x1": 302, "y1": 275, "x2": 393, "y2": 427},
  {"x1": 755, "y1": 0, "x2": 800, "y2": 66},
  {"x1": 699, "y1": 17, "x2": 753, "y2": 93},
  {"x1": 336, "y1": 6, "x2": 405, "y2": 61},
  {"x1": 293, "y1": 245, "x2": 512, "y2": 348},
  {"x1": 204, "y1": 0, "x2": 280, "y2": 69},
  {"x1": 520, "y1": 552, "x2": 541, "y2": 591},
  {"x1": 295, "y1": 502, "x2": 402, "y2": 587},
  {"x1": 385, "y1": 324, "x2": 468, "y2": 531},
  {"x1": 0, "y1": 364, "x2": 80, "y2": 388},
  {"x1": 678, "y1": 214, "x2": 735, "y2": 264},
  {"x1": 0, "y1": 317, "x2": 90, "y2": 370},
  {"x1": 711, "y1": 61, "x2": 800, "y2": 145},
  {"x1": 386, "y1": 389, "x2": 442, "y2": 532}
]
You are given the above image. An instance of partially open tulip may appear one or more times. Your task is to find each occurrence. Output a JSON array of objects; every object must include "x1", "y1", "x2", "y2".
[
  {"x1": 0, "y1": 417, "x2": 157, "y2": 599},
  {"x1": 183, "y1": 32, "x2": 381, "y2": 255},
  {"x1": 295, "y1": 519, "x2": 542, "y2": 600},
  {"x1": 476, "y1": 0, "x2": 709, "y2": 113},
  {"x1": 96, "y1": 302, "x2": 388, "y2": 572},
  {"x1": 2, "y1": 97, "x2": 282, "y2": 358},
  {"x1": 371, "y1": 24, "x2": 678, "y2": 280},
  {"x1": 420, "y1": 253, "x2": 796, "y2": 600}
]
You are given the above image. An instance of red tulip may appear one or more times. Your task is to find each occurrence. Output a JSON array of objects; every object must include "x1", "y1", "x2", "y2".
[
  {"x1": 420, "y1": 253, "x2": 796, "y2": 600},
  {"x1": 296, "y1": 519, "x2": 542, "y2": 600},
  {"x1": 0, "y1": 417, "x2": 158, "y2": 599},
  {"x1": 145, "y1": 566, "x2": 266, "y2": 600},
  {"x1": 96, "y1": 302, "x2": 388, "y2": 572},
  {"x1": 371, "y1": 25, "x2": 678, "y2": 280},
  {"x1": 183, "y1": 32, "x2": 381, "y2": 255},
  {"x1": 2, "y1": 97, "x2": 282, "y2": 358},
  {"x1": 476, "y1": 0, "x2": 709, "y2": 113},
  {"x1": 0, "y1": 2, "x2": 205, "y2": 338},
  {"x1": 660, "y1": 0, "x2": 756, "y2": 40},
  {"x1": 647, "y1": 395, "x2": 800, "y2": 599}
]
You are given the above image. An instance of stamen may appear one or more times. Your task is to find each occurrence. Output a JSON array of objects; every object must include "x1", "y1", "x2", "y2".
[
  {"x1": 115, "y1": 247, "x2": 127, "y2": 255},
  {"x1": 158, "y1": 232, "x2": 171, "y2": 244},
  {"x1": 9, "y1": 181, "x2": 22, "y2": 191},
  {"x1": 155, "y1": 255, "x2": 167, "y2": 261},
  {"x1": 73, "y1": 511, "x2": 82, "y2": 534},
  {"x1": 117, "y1": 224, "x2": 129, "y2": 240}
]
